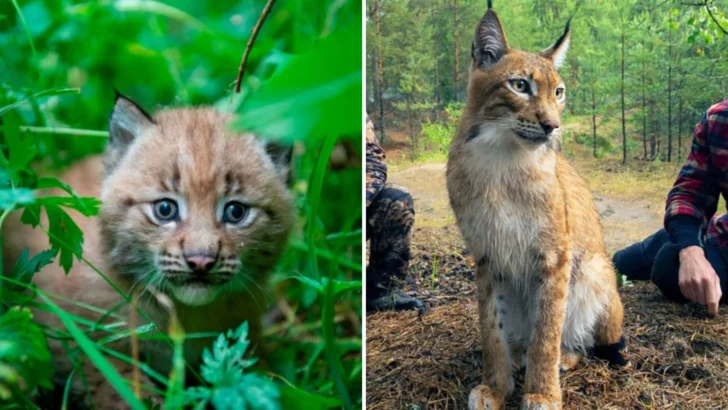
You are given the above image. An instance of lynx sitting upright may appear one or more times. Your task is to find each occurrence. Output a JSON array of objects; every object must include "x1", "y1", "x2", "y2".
[
  {"x1": 446, "y1": 3, "x2": 626, "y2": 410},
  {"x1": 3, "y1": 94, "x2": 294, "y2": 409}
]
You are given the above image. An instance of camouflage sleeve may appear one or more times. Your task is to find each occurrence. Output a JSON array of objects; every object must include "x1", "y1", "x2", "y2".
[{"x1": 366, "y1": 116, "x2": 387, "y2": 208}]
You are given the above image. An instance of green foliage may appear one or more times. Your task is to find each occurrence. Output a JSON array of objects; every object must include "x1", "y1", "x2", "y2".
[
  {"x1": 184, "y1": 323, "x2": 279, "y2": 410},
  {"x1": 370, "y1": 0, "x2": 728, "y2": 164},
  {"x1": 0, "y1": 307, "x2": 52, "y2": 402},
  {"x1": 235, "y1": 24, "x2": 361, "y2": 142},
  {"x1": 0, "y1": 0, "x2": 362, "y2": 408}
]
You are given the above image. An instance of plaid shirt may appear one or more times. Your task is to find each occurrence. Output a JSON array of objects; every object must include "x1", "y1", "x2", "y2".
[
  {"x1": 366, "y1": 115, "x2": 387, "y2": 208},
  {"x1": 665, "y1": 99, "x2": 728, "y2": 249}
]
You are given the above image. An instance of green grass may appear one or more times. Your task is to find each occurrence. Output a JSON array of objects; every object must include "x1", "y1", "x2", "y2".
[{"x1": 0, "y1": 0, "x2": 362, "y2": 409}]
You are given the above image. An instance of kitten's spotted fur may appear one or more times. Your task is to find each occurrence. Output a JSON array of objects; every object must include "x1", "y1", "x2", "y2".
[{"x1": 3, "y1": 94, "x2": 294, "y2": 408}]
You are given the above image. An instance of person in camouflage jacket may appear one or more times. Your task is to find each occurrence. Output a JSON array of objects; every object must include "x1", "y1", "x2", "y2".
[{"x1": 366, "y1": 116, "x2": 423, "y2": 312}]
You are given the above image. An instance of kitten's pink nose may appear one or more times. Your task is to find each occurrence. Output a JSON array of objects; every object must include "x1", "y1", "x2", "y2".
[{"x1": 185, "y1": 254, "x2": 216, "y2": 273}]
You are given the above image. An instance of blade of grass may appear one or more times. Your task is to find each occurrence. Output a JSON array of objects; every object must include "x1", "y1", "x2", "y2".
[
  {"x1": 66, "y1": 0, "x2": 209, "y2": 33},
  {"x1": 289, "y1": 239, "x2": 361, "y2": 272},
  {"x1": 96, "y1": 345, "x2": 169, "y2": 387},
  {"x1": 19, "y1": 126, "x2": 109, "y2": 138},
  {"x1": 0, "y1": 88, "x2": 80, "y2": 117},
  {"x1": 37, "y1": 292, "x2": 147, "y2": 410},
  {"x1": 10, "y1": 0, "x2": 39, "y2": 85},
  {"x1": 306, "y1": 133, "x2": 351, "y2": 410}
]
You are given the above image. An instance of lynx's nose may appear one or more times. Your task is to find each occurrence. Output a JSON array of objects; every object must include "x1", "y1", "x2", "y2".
[
  {"x1": 540, "y1": 120, "x2": 560, "y2": 135},
  {"x1": 185, "y1": 254, "x2": 216, "y2": 273}
]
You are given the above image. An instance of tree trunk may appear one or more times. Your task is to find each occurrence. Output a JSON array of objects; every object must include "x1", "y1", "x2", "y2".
[
  {"x1": 373, "y1": 0, "x2": 386, "y2": 144},
  {"x1": 642, "y1": 58, "x2": 647, "y2": 159},
  {"x1": 650, "y1": 101, "x2": 656, "y2": 158},
  {"x1": 667, "y1": 17, "x2": 673, "y2": 162},
  {"x1": 453, "y1": 0, "x2": 459, "y2": 102},
  {"x1": 678, "y1": 96, "x2": 683, "y2": 160},
  {"x1": 621, "y1": 28, "x2": 627, "y2": 164},
  {"x1": 592, "y1": 82, "x2": 597, "y2": 158}
]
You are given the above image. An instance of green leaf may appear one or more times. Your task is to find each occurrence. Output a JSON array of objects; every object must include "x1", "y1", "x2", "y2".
[
  {"x1": 45, "y1": 204, "x2": 84, "y2": 273},
  {"x1": 7, "y1": 248, "x2": 56, "y2": 285},
  {"x1": 184, "y1": 322, "x2": 280, "y2": 410},
  {"x1": 234, "y1": 24, "x2": 361, "y2": 142},
  {"x1": 0, "y1": 188, "x2": 35, "y2": 209},
  {"x1": 292, "y1": 276, "x2": 362, "y2": 296},
  {"x1": 0, "y1": 307, "x2": 53, "y2": 400},
  {"x1": 1, "y1": 115, "x2": 38, "y2": 172},
  {"x1": 37, "y1": 177, "x2": 102, "y2": 216},
  {"x1": 279, "y1": 385, "x2": 342, "y2": 410}
]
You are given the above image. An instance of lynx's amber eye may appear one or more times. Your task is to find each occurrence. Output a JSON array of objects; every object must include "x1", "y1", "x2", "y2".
[
  {"x1": 509, "y1": 79, "x2": 530, "y2": 94},
  {"x1": 555, "y1": 87, "x2": 565, "y2": 99},
  {"x1": 223, "y1": 201, "x2": 249, "y2": 224},
  {"x1": 153, "y1": 199, "x2": 178, "y2": 222}
]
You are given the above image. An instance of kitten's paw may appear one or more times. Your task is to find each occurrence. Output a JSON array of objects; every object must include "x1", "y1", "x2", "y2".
[
  {"x1": 520, "y1": 394, "x2": 560, "y2": 410},
  {"x1": 468, "y1": 385, "x2": 503, "y2": 410}
]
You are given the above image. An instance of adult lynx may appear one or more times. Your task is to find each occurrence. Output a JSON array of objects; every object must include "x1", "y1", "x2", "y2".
[
  {"x1": 445, "y1": 3, "x2": 626, "y2": 410},
  {"x1": 2, "y1": 94, "x2": 294, "y2": 408}
]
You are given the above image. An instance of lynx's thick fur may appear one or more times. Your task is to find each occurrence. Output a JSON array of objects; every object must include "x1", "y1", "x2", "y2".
[
  {"x1": 446, "y1": 5, "x2": 626, "y2": 410},
  {"x1": 2, "y1": 94, "x2": 293, "y2": 408}
]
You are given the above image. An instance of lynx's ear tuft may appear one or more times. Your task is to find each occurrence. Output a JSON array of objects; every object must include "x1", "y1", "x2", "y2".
[
  {"x1": 472, "y1": 8, "x2": 509, "y2": 69},
  {"x1": 539, "y1": 17, "x2": 572, "y2": 69},
  {"x1": 106, "y1": 92, "x2": 155, "y2": 172},
  {"x1": 264, "y1": 140, "x2": 293, "y2": 185}
]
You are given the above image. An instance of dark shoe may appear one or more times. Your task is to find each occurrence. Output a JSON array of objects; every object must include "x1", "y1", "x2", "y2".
[{"x1": 366, "y1": 291, "x2": 425, "y2": 314}]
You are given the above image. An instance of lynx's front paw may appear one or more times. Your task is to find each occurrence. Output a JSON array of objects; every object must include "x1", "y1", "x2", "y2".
[
  {"x1": 521, "y1": 394, "x2": 560, "y2": 410},
  {"x1": 468, "y1": 385, "x2": 503, "y2": 410}
]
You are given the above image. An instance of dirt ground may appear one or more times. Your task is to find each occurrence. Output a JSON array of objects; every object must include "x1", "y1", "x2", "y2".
[{"x1": 366, "y1": 161, "x2": 728, "y2": 409}]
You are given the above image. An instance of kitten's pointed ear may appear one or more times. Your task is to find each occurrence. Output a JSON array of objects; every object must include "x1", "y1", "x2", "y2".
[
  {"x1": 472, "y1": 8, "x2": 509, "y2": 69},
  {"x1": 540, "y1": 19, "x2": 572, "y2": 69},
  {"x1": 264, "y1": 141, "x2": 293, "y2": 185},
  {"x1": 106, "y1": 91, "x2": 155, "y2": 173},
  {"x1": 109, "y1": 91, "x2": 155, "y2": 149}
]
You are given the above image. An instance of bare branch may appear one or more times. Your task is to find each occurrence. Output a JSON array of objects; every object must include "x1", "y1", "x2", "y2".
[{"x1": 234, "y1": 0, "x2": 276, "y2": 94}]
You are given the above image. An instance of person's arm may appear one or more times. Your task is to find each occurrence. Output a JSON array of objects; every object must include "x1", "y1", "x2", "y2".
[
  {"x1": 366, "y1": 117, "x2": 387, "y2": 208},
  {"x1": 665, "y1": 112, "x2": 720, "y2": 250},
  {"x1": 666, "y1": 108, "x2": 723, "y2": 315}
]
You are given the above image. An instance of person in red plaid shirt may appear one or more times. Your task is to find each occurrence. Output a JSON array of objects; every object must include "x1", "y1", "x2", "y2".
[{"x1": 614, "y1": 100, "x2": 728, "y2": 316}]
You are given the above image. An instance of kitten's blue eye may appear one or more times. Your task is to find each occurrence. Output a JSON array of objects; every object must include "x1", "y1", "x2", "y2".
[
  {"x1": 153, "y1": 199, "x2": 178, "y2": 222},
  {"x1": 223, "y1": 201, "x2": 248, "y2": 224}
]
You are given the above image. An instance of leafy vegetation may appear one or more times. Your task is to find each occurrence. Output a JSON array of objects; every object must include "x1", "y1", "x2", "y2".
[
  {"x1": 367, "y1": 0, "x2": 728, "y2": 164},
  {"x1": 0, "y1": 0, "x2": 362, "y2": 409}
]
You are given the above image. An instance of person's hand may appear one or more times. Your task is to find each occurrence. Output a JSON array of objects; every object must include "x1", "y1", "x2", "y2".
[{"x1": 678, "y1": 245, "x2": 722, "y2": 316}]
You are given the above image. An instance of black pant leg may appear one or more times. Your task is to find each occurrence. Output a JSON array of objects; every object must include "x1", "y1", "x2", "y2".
[
  {"x1": 651, "y1": 241, "x2": 728, "y2": 305},
  {"x1": 613, "y1": 229, "x2": 672, "y2": 281}
]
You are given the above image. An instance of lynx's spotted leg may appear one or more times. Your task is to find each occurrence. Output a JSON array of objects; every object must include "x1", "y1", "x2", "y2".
[
  {"x1": 521, "y1": 252, "x2": 570, "y2": 409},
  {"x1": 469, "y1": 263, "x2": 511, "y2": 410}
]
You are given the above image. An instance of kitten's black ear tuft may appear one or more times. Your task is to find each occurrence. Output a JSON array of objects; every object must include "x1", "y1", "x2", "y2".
[
  {"x1": 265, "y1": 141, "x2": 293, "y2": 185},
  {"x1": 473, "y1": 8, "x2": 509, "y2": 69},
  {"x1": 106, "y1": 92, "x2": 155, "y2": 172}
]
